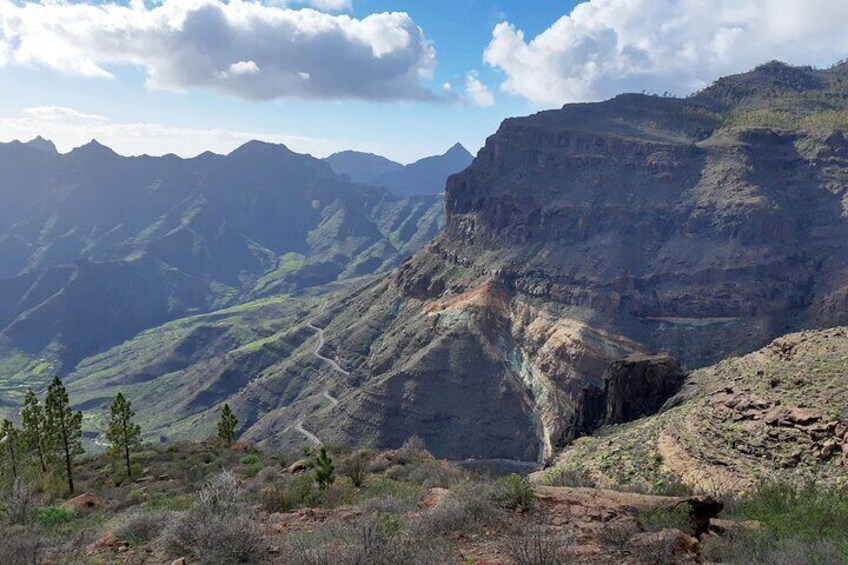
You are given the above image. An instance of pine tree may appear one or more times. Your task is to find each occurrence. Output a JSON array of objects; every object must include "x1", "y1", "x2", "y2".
[
  {"x1": 217, "y1": 404, "x2": 238, "y2": 447},
  {"x1": 45, "y1": 377, "x2": 83, "y2": 494},
  {"x1": 313, "y1": 446, "x2": 335, "y2": 491},
  {"x1": 106, "y1": 393, "x2": 141, "y2": 479},
  {"x1": 21, "y1": 388, "x2": 48, "y2": 472},
  {"x1": 1, "y1": 418, "x2": 20, "y2": 480}
]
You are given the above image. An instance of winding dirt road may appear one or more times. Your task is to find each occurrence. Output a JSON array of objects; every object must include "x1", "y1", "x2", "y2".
[{"x1": 291, "y1": 315, "x2": 345, "y2": 445}]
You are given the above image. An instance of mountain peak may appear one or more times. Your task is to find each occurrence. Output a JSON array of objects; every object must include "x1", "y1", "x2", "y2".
[
  {"x1": 445, "y1": 142, "x2": 471, "y2": 157},
  {"x1": 25, "y1": 136, "x2": 58, "y2": 155},
  {"x1": 228, "y1": 139, "x2": 293, "y2": 157},
  {"x1": 72, "y1": 139, "x2": 116, "y2": 154}
]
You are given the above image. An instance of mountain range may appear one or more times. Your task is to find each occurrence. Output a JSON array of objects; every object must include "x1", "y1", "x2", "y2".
[
  {"x1": 326, "y1": 143, "x2": 473, "y2": 196},
  {"x1": 3, "y1": 62, "x2": 848, "y2": 477},
  {"x1": 0, "y1": 139, "x2": 450, "y2": 374}
]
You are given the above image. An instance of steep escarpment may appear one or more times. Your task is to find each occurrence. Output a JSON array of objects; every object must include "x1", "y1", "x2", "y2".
[{"x1": 234, "y1": 63, "x2": 848, "y2": 462}]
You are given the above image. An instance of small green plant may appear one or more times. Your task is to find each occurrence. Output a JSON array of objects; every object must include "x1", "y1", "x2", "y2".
[
  {"x1": 32, "y1": 506, "x2": 76, "y2": 527},
  {"x1": 240, "y1": 454, "x2": 260, "y2": 465},
  {"x1": 495, "y1": 474, "x2": 535, "y2": 510},
  {"x1": 313, "y1": 447, "x2": 335, "y2": 491}
]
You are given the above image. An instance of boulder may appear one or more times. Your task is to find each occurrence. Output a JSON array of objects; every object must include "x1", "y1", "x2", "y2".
[
  {"x1": 61, "y1": 492, "x2": 104, "y2": 514},
  {"x1": 419, "y1": 487, "x2": 451, "y2": 510},
  {"x1": 287, "y1": 459, "x2": 311, "y2": 474}
]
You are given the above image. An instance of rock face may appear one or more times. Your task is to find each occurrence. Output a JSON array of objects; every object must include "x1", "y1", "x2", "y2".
[
  {"x1": 234, "y1": 62, "x2": 848, "y2": 462},
  {"x1": 604, "y1": 355, "x2": 685, "y2": 425}
]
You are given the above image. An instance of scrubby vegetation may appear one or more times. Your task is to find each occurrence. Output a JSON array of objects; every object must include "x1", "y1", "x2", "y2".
[{"x1": 1, "y1": 387, "x2": 845, "y2": 565}]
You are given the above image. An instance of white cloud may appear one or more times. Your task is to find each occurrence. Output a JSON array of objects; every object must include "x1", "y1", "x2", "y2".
[
  {"x1": 23, "y1": 106, "x2": 108, "y2": 122},
  {"x1": 484, "y1": 0, "x2": 848, "y2": 106},
  {"x1": 217, "y1": 60, "x2": 261, "y2": 79},
  {"x1": 464, "y1": 71, "x2": 494, "y2": 107},
  {"x1": 291, "y1": 0, "x2": 351, "y2": 11},
  {"x1": 0, "y1": 107, "x2": 335, "y2": 157},
  {"x1": 0, "y1": 0, "x2": 436, "y2": 102}
]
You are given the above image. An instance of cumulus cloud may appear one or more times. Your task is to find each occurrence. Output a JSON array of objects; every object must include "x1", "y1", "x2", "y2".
[
  {"x1": 464, "y1": 71, "x2": 494, "y2": 107},
  {"x1": 484, "y1": 0, "x2": 848, "y2": 106},
  {"x1": 0, "y1": 0, "x2": 436, "y2": 101},
  {"x1": 0, "y1": 106, "x2": 334, "y2": 157}
]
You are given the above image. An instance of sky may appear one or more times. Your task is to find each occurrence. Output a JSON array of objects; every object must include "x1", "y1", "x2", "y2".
[{"x1": 1, "y1": 0, "x2": 847, "y2": 163}]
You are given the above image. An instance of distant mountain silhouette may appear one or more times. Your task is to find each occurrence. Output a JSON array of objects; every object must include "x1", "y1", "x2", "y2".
[{"x1": 326, "y1": 143, "x2": 474, "y2": 196}]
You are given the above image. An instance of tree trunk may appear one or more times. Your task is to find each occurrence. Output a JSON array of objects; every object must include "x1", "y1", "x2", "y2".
[
  {"x1": 124, "y1": 438, "x2": 131, "y2": 479},
  {"x1": 7, "y1": 442, "x2": 17, "y2": 480},
  {"x1": 37, "y1": 445, "x2": 46, "y2": 473},
  {"x1": 62, "y1": 424, "x2": 74, "y2": 495}
]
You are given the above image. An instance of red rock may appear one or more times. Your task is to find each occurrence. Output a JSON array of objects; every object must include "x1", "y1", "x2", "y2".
[
  {"x1": 61, "y1": 492, "x2": 104, "y2": 514},
  {"x1": 419, "y1": 487, "x2": 450, "y2": 510}
]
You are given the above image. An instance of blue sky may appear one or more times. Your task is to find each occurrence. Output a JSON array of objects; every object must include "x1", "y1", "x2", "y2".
[{"x1": 1, "y1": 0, "x2": 847, "y2": 162}]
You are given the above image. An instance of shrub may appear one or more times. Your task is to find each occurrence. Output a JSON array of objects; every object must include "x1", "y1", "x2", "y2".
[
  {"x1": 394, "y1": 435, "x2": 429, "y2": 464},
  {"x1": 339, "y1": 451, "x2": 367, "y2": 488},
  {"x1": 162, "y1": 470, "x2": 266, "y2": 565},
  {"x1": 597, "y1": 520, "x2": 641, "y2": 550},
  {"x1": 636, "y1": 504, "x2": 694, "y2": 536},
  {"x1": 384, "y1": 459, "x2": 468, "y2": 489},
  {"x1": 494, "y1": 474, "x2": 535, "y2": 510},
  {"x1": 286, "y1": 516, "x2": 453, "y2": 565},
  {"x1": 504, "y1": 526, "x2": 574, "y2": 565},
  {"x1": 414, "y1": 482, "x2": 502, "y2": 537},
  {"x1": 32, "y1": 506, "x2": 76, "y2": 527},
  {"x1": 3, "y1": 479, "x2": 36, "y2": 525},
  {"x1": 540, "y1": 467, "x2": 597, "y2": 488},
  {"x1": 261, "y1": 474, "x2": 321, "y2": 513},
  {"x1": 240, "y1": 454, "x2": 261, "y2": 466},
  {"x1": 0, "y1": 525, "x2": 44, "y2": 565},
  {"x1": 116, "y1": 511, "x2": 172, "y2": 546},
  {"x1": 703, "y1": 482, "x2": 848, "y2": 564}
]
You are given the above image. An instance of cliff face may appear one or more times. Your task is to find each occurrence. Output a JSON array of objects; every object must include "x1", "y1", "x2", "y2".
[{"x1": 235, "y1": 63, "x2": 848, "y2": 461}]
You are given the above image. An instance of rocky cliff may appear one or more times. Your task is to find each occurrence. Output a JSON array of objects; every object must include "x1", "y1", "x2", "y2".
[{"x1": 233, "y1": 62, "x2": 848, "y2": 462}]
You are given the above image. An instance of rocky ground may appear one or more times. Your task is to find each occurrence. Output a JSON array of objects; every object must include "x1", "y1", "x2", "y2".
[
  {"x1": 551, "y1": 327, "x2": 848, "y2": 494},
  {"x1": 1, "y1": 439, "x2": 801, "y2": 565}
]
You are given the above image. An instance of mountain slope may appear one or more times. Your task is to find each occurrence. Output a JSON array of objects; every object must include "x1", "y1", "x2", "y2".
[
  {"x1": 551, "y1": 327, "x2": 848, "y2": 493},
  {"x1": 0, "y1": 139, "x2": 444, "y2": 372},
  {"x1": 324, "y1": 151, "x2": 403, "y2": 185},
  {"x1": 228, "y1": 62, "x2": 848, "y2": 461}
]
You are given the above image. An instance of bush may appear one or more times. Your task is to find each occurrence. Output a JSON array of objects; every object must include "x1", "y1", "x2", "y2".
[
  {"x1": 0, "y1": 525, "x2": 44, "y2": 565},
  {"x1": 240, "y1": 454, "x2": 261, "y2": 466},
  {"x1": 414, "y1": 482, "x2": 502, "y2": 537},
  {"x1": 636, "y1": 504, "x2": 694, "y2": 536},
  {"x1": 286, "y1": 517, "x2": 453, "y2": 565},
  {"x1": 116, "y1": 511, "x2": 172, "y2": 546},
  {"x1": 494, "y1": 474, "x2": 535, "y2": 510},
  {"x1": 162, "y1": 470, "x2": 266, "y2": 565},
  {"x1": 261, "y1": 474, "x2": 321, "y2": 513},
  {"x1": 504, "y1": 526, "x2": 574, "y2": 565},
  {"x1": 384, "y1": 459, "x2": 468, "y2": 489},
  {"x1": 597, "y1": 520, "x2": 641, "y2": 550},
  {"x1": 394, "y1": 436, "x2": 429, "y2": 464},
  {"x1": 702, "y1": 482, "x2": 848, "y2": 564},
  {"x1": 32, "y1": 506, "x2": 76, "y2": 527},
  {"x1": 3, "y1": 480, "x2": 36, "y2": 525},
  {"x1": 540, "y1": 467, "x2": 597, "y2": 488},
  {"x1": 339, "y1": 451, "x2": 367, "y2": 488}
]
